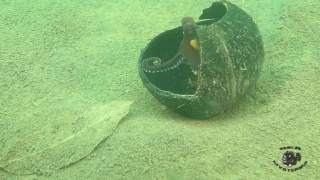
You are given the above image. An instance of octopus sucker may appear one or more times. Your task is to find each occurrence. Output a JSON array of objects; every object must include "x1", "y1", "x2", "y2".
[{"x1": 142, "y1": 54, "x2": 184, "y2": 73}]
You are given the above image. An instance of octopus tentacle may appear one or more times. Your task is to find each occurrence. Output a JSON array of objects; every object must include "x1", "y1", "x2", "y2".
[
  {"x1": 141, "y1": 17, "x2": 200, "y2": 74},
  {"x1": 142, "y1": 53, "x2": 184, "y2": 73}
]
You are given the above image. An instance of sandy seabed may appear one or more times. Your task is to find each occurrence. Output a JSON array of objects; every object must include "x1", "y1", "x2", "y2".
[{"x1": 0, "y1": 0, "x2": 319, "y2": 179}]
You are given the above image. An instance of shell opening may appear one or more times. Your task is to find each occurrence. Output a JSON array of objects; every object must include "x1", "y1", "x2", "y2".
[
  {"x1": 141, "y1": 28, "x2": 198, "y2": 95},
  {"x1": 198, "y1": 1, "x2": 228, "y2": 24}
]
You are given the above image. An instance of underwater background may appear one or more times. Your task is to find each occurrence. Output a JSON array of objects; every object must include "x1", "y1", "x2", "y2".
[{"x1": 0, "y1": 0, "x2": 319, "y2": 179}]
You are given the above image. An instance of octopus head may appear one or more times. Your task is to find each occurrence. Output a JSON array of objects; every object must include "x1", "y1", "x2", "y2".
[{"x1": 181, "y1": 17, "x2": 197, "y2": 39}]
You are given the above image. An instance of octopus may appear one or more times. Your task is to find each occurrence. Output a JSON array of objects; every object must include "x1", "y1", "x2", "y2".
[{"x1": 142, "y1": 17, "x2": 201, "y2": 74}]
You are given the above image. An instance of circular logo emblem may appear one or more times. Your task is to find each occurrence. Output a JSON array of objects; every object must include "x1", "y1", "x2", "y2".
[{"x1": 273, "y1": 146, "x2": 307, "y2": 172}]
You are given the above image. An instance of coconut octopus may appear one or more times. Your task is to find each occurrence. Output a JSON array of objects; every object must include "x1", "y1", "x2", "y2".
[{"x1": 142, "y1": 17, "x2": 201, "y2": 75}]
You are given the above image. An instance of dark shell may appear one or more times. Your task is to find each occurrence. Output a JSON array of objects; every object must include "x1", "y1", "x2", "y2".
[{"x1": 138, "y1": 1, "x2": 264, "y2": 119}]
